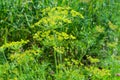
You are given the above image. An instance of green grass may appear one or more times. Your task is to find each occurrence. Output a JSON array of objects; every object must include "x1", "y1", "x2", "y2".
[{"x1": 0, "y1": 0, "x2": 120, "y2": 80}]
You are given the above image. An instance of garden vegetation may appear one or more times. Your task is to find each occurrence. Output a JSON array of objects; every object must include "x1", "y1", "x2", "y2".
[{"x1": 0, "y1": 0, "x2": 120, "y2": 80}]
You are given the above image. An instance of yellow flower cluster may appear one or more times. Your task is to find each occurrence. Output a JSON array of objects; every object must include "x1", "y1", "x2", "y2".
[
  {"x1": 9, "y1": 49, "x2": 41, "y2": 64},
  {"x1": 53, "y1": 46, "x2": 65, "y2": 54},
  {"x1": 64, "y1": 58, "x2": 81, "y2": 67},
  {"x1": 33, "y1": 30, "x2": 76, "y2": 43},
  {"x1": 107, "y1": 42, "x2": 117, "y2": 48},
  {"x1": 55, "y1": 31, "x2": 76, "y2": 40},
  {"x1": 31, "y1": 6, "x2": 84, "y2": 29},
  {"x1": 0, "y1": 40, "x2": 29, "y2": 52},
  {"x1": 85, "y1": 66, "x2": 111, "y2": 77},
  {"x1": 95, "y1": 25, "x2": 104, "y2": 33},
  {"x1": 108, "y1": 21, "x2": 118, "y2": 30},
  {"x1": 71, "y1": 10, "x2": 84, "y2": 18},
  {"x1": 87, "y1": 55, "x2": 100, "y2": 63}
]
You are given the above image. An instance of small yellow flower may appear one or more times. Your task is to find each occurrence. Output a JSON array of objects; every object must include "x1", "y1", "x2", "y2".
[
  {"x1": 58, "y1": 36, "x2": 63, "y2": 41},
  {"x1": 71, "y1": 10, "x2": 84, "y2": 18},
  {"x1": 70, "y1": 35, "x2": 76, "y2": 39},
  {"x1": 108, "y1": 21, "x2": 118, "y2": 30},
  {"x1": 95, "y1": 25, "x2": 104, "y2": 33},
  {"x1": 87, "y1": 55, "x2": 100, "y2": 63},
  {"x1": 107, "y1": 42, "x2": 117, "y2": 48},
  {"x1": 61, "y1": 32, "x2": 69, "y2": 39}
]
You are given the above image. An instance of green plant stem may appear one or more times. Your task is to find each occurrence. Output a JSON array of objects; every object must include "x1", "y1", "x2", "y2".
[
  {"x1": 54, "y1": 51, "x2": 58, "y2": 73},
  {"x1": 2, "y1": 51, "x2": 8, "y2": 63},
  {"x1": 4, "y1": 26, "x2": 8, "y2": 44}
]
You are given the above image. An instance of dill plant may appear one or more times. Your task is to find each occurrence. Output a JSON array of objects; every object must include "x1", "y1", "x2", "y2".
[{"x1": 0, "y1": 0, "x2": 120, "y2": 80}]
